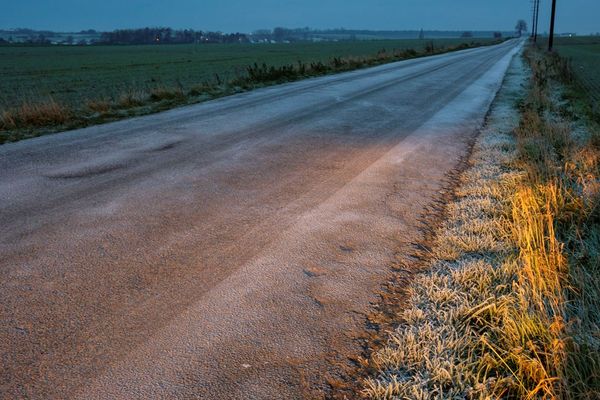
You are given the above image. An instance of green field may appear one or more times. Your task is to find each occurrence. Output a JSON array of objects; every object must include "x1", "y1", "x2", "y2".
[
  {"x1": 555, "y1": 36, "x2": 600, "y2": 108},
  {"x1": 0, "y1": 38, "x2": 499, "y2": 143},
  {"x1": 0, "y1": 39, "x2": 495, "y2": 108}
]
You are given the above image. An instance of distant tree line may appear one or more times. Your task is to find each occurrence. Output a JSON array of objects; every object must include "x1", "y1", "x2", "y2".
[
  {"x1": 251, "y1": 27, "x2": 334, "y2": 42},
  {"x1": 7, "y1": 28, "x2": 55, "y2": 36},
  {"x1": 99, "y1": 28, "x2": 248, "y2": 45},
  {"x1": 0, "y1": 26, "x2": 513, "y2": 47},
  {"x1": 251, "y1": 27, "x2": 512, "y2": 42},
  {"x1": 20, "y1": 34, "x2": 52, "y2": 45}
]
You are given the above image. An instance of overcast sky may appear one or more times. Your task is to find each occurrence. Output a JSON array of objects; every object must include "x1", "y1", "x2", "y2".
[{"x1": 1, "y1": 0, "x2": 598, "y2": 34}]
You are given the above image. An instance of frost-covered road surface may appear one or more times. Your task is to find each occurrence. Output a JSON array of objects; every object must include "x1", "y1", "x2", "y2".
[{"x1": 1, "y1": 39, "x2": 521, "y2": 399}]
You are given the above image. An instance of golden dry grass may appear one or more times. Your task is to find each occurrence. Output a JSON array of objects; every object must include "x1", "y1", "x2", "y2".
[
  {"x1": 149, "y1": 86, "x2": 185, "y2": 102},
  {"x1": 86, "y1": 98, "x2": 112, "y2": 113},
  {"x1": 0, "y1": 98, "x2": 72, "y2": 130}
]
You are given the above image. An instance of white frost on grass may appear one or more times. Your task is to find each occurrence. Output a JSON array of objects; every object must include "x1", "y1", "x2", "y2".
[{"x1": 363, "y1": 53, "x2": 529, "y2": 399}]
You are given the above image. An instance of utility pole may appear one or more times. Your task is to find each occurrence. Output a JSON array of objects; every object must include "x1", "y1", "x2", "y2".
[
  {"x1": 531, "y1": 0, "x2": 537, "y2": 39},
  {"x1": 534, "y1": 0, "x2": 541, "y2": 43},
  {"x1": 548, "y1": 0, "x2": 557, "y2": 51}
]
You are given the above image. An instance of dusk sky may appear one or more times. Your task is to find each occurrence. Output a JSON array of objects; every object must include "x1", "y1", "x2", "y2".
[{"x1": 2, "y1": 0, "x2": 598, "y2": 34}]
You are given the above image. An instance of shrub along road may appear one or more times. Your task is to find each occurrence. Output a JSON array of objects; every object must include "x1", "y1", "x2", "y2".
[{"x1": 1, "y1": 39, "x2": 521, "y2": 399}]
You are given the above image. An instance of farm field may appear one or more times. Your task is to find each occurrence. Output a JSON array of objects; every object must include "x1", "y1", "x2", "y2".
[
  {"x1": 555, "y1": 36, "x2": 600, "y2": 107},
  {"x1": 0, "y1": 38, "x2": 503, "y2": 144},
  {"x1": 0, "y1": 38, "x2": 497, "y2": 109}
]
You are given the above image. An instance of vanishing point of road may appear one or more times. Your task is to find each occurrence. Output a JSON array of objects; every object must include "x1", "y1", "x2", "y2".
[{"x1": 1, "y1": 39, "x2": 521, "y2": 399}]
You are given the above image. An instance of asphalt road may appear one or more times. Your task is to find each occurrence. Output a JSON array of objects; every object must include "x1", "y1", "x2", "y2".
[{"x1": 1, "y1": 39, "x2": 521, "y2": 399}]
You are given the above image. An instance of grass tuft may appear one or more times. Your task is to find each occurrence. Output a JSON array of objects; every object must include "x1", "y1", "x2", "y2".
[
  {"x1": 117, "y1": 89, "x2": 147, "y2": 108},
  {"x1": 149, "y1": 86, "x2": 185, "y2": 102},
  {"x1": 86, "y1": 98, "x2": 112, "y2": 113},
  {"x1": 0, "y1": 98, "x2": 71, "y2": 130}
]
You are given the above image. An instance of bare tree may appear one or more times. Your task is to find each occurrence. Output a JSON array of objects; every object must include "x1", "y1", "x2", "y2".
[{"x1": 515, "y1": 20, "x2": 528, "y2": 37}]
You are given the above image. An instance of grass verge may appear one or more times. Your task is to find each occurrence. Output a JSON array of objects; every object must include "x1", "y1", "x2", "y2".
[{"x1": 361, "y1": 43, "x2": 600, "y2": 399}]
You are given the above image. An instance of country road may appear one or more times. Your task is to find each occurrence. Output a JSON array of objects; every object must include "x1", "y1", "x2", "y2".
[{"x1": 1, "y1": 39, "x2": 521, "y2": 399}]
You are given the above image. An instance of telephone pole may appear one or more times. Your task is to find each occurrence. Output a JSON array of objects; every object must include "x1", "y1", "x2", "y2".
[
  {"x1": 548, "y1": 0, "x2": 557, "y2": 51},
  {"x1": 531, "y1": 0, "x2": 536, "y2": 38},
  {"x1": 533, "y1": 0, "x2": 541, "y2": 43}
]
